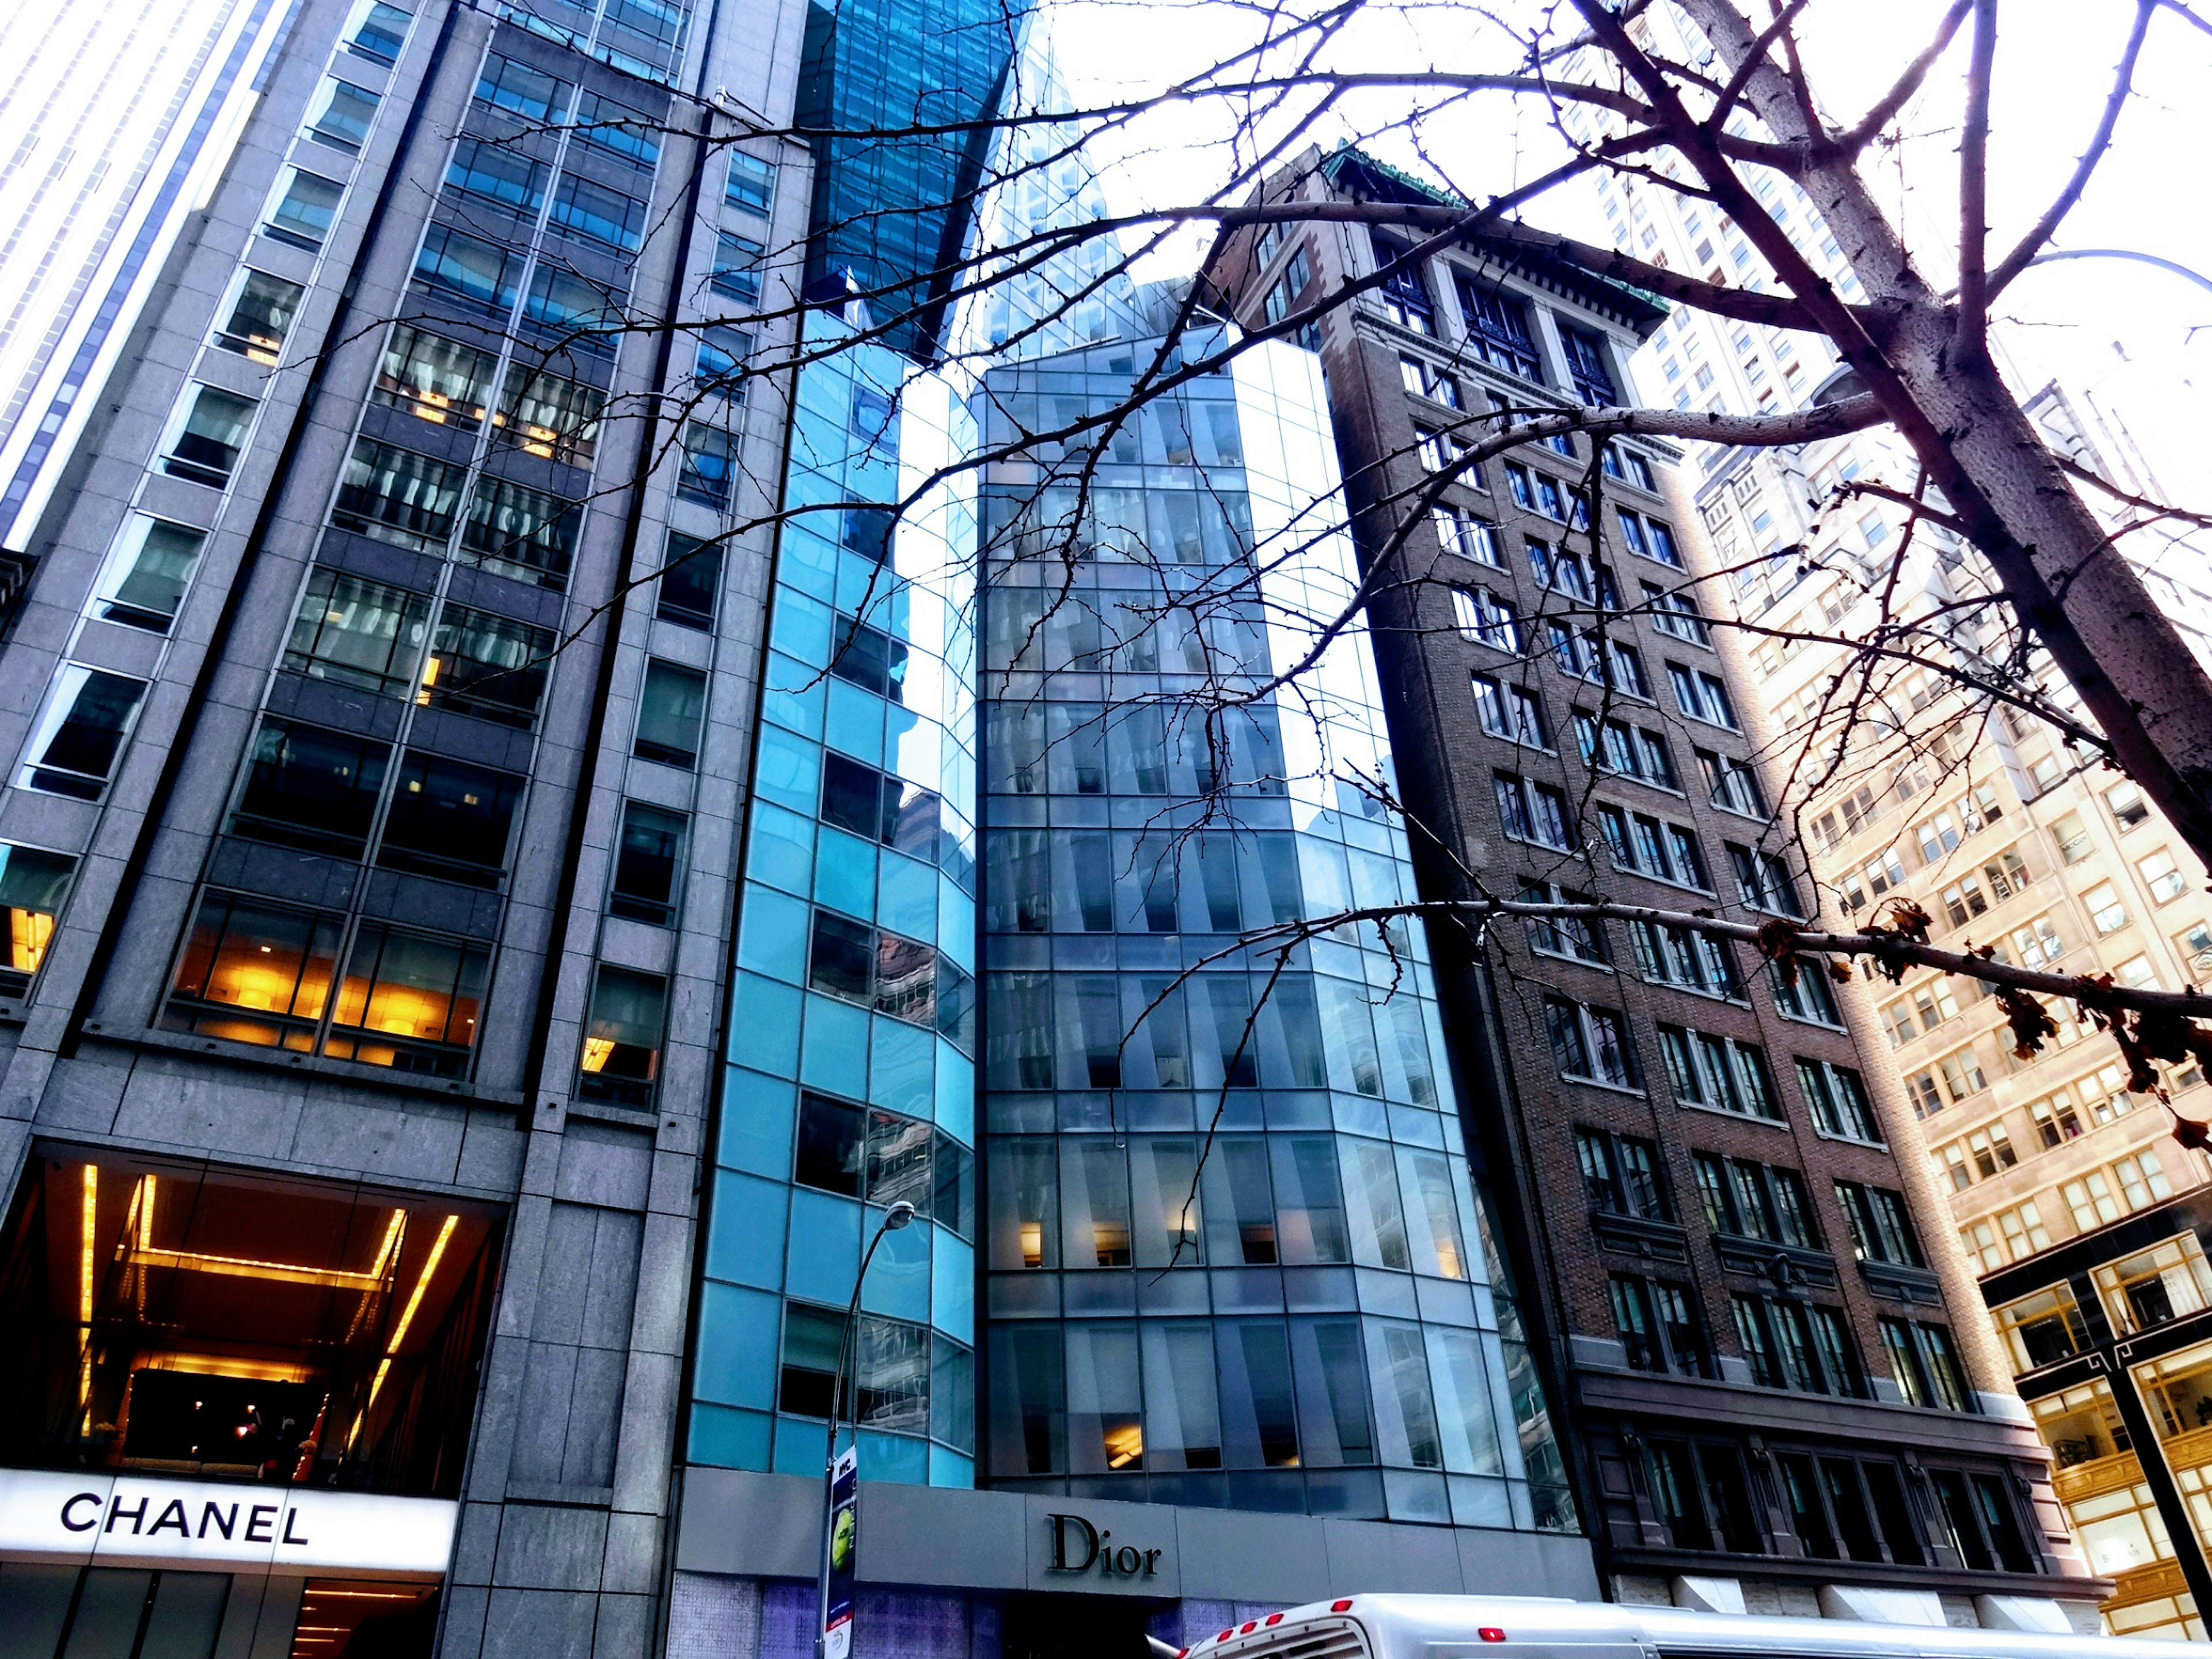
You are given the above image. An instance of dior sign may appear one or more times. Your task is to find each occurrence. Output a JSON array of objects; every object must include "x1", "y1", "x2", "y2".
[{"x1": 1046, "y1": 1512, "x2": 1164, "y2": 1579}]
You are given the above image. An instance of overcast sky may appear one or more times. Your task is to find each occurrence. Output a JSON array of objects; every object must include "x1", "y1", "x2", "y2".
[{"x1": 1047, "y1": 0, "x2": 2212, "y2": 501}]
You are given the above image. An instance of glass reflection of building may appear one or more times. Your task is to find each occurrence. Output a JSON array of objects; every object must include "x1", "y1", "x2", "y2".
[{"x1": 971, "y1": 330, "x2": 1572, "y2": 1528}]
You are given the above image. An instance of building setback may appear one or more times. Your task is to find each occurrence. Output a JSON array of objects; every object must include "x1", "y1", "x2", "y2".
[{"x1": 1198, "y1": 144, "x2": 2101, "y2": 1631}]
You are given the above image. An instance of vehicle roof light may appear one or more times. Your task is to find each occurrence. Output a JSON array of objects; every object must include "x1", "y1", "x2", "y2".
[
  {"x1": 1478, "y1": 1631, "x2": 1508, "y2": 1645},
  {"x1": 1264, "y1": 1615, "x2": 1283, "y2": 1627},
  {"x1": 1330, "y1": 1601, "x2": 1354, "y2": 1614}
]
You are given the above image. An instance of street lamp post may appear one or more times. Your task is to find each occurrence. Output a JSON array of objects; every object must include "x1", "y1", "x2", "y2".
[{"x1": 815, "y1": 1199, "x2": 916, "y2": 1659}]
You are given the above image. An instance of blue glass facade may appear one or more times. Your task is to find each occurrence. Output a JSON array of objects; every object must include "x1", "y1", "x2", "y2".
[
  {"x1": 796, "y1": 0, "x2": 1028, "y2": 356},
  {"x1": 690, "y1": 312, "x2": 984, "y2": 1486},
  {"x1": 971, "y1": 331, "x2": 1574, "y2": 1529}
]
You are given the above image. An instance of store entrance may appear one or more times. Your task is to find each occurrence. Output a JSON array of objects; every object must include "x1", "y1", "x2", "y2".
[{"x1": 0, "y1": 1566, "x2": 438, "y2": 1659}]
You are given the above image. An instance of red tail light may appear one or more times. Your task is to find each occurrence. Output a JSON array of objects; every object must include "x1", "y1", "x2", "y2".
[
  {"x1": 1263, "y1": 1615, "x2": 1283, "y2": 1627},
  {"x1": 1478, "y1": 1631, "x2": 1508, "y2": 1645},
  {"x1": 1330, "y1": 1601, "x2": 1354, "y2": 1613},
  {"x1": 1239, "y1": 1623, "x2": 1257, "y2": 1635}
]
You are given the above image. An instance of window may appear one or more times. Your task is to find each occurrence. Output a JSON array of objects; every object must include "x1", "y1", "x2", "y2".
[
  {"x1": 695, "y1": 324, "x2": 752, "y2": 398},
  {"x1": 1630, "y1": 922, "x2": 1742, "y2": 999},
  {"x1": 1936, "y1": 1046, "x2": 1988, "y2": 1105},
  {"x1": 679, "y1": 423, "x2": 738, "y2": 510},
  {"x1": 1547, "y1": 997, "x2": 1636, "y2": 1088},
  {"x1": 2138, "y1": 848, "x2": 2189, "y2": 904},
  {"x1": 1767, "y1": 959, "x2": 1840, "y2": 1027},
  {"x1": 1575, "y1": 715, "x2": 1677, "y2": 790},
  {"x1": 373, "y1": 325, "x2": 498, "y2": 430},
  {"x1": 0, "y1": 843, "x2": 76, "y2": 998},
  {"x1": 550, "y1": 172, "x2": 646, "y2": 251},
  {"x1": 808, "y1": 907, "x2": 974, "y2": 1051},
  {"x1": 1728, "y1": 844, "x2": 1802, "y2": 916},
  {"x1": 1557, "y1": 324, "x2": 1617, "y2": 404},
  {"x1": 1495, "y1": 773, "x2": 1571, "y2": 849},
  {"x1": 1597, "y1": 806, "x2": 1707, "y2": 889},
  {"x1": 1602, "y1": 441, "x2": 1656, "y2": 491},
  {"x1": 1610, "y1": 1275, "x2": 1710, "y2": 1376},
  {"x1": 726, "y1": 151, "x2": 777, "y2": 217},
  {"x1": 1669, "y1": 663, "x2": 1736, "y2": 728},
  {"x1": 657, "y1": 531, "x2": 723, "y2": 629},
  {"x1": 635, "y1": 660, "x2": 708, "y2": 768},
  {"x1": 493, "y1": 363, "x2": 605, "y2": 466},
  {"x1": 1661, "y1": 1027, "x2": 1778, "y2": 1118},
  {"x1": 710, "y1": 231, "x2": 763, "y2": 306},
  {"x1": 445, "y1": 139, "x2": 546, "y2": 217},
  {"x1": 344, "y1": 0, "x2": 412, "y2": 63},
  {"x1": 160, "y1": 385, "x2": 256, "y2": 488},
  {"x1": 578, "y1": 965, "x2": 667, "y2": 1104},
  {"x1": 1800, "y1": 1060, "x2": 1881, "y2": 1142},
  {"x1": 1450, "y1": 586, "x2": 1520, "y2": 649},
  {"x1": 212, "y1": 269, "x2": 305, "y2": 362},
  {"x1": 90, "y1": 516, "x2": 206, "y2": 632},
  {"x1": 333, "y1": 438, "x2": 467, "y2": 550},
  {"x1": 1399, "y1": 355, "x2": 1458, "y2": 407},
  {"x1": 1835, "y1": 1182, "x2": 1924, "y2": 1267},
  {"x1": 1415, "y1": 427, "x2": 1471, "y2": 476},
  {"x1": 2009, "y1": 912, "x2": 2065, "y2": 968},
  {"x1": 321, "y1": 921, "x2": 488, "y2": 1073},
  {"x1": 475, "y1": 52, "x2": 570, "y2": 121},
  {"x1": 1881, "y1": 1319, "x2": 1970, "y2": 1411},
  {"x1": 1645, "y1": 581, "x2": 1710, "y2": 644},
  {"x1": 1577, "y1": 1129, "x2": 1670, "y2": 1218},
  {"x1": 1453, "y1": 275, "x2": 1541, "y2": 380},
  {"x1": 1473, "y1": 675, "x2": 1548, "y2": 748},
  {"x1": 377, "y1": 751, "x2": 525, "y2": 887},
  {"x1": 571, "y1": 89, "x2": 661, "y2": 169},
  {"x1": 460, "y1": 476, "x2": 581, "y2": 587},
  {"x1": 17, "y1": 667, "x2": 147, "y2": 801},
  {"x1": 821, "y1": 752, "x2": 947, "y2": 866},
  {"x1": 419, "y1": 606, "x2": 552, "y2": 727},
  {"x1": 2084, "y1": 881, "x2": 2128, "y2": 935},
  {"x1": 230, "y1": 719, "x2": 388, "y2": 857},
  {"x1": 1433, "y1": 510, "x2": 1502, "y2": 566},
  {"x1": 1370, "y1": 232, "x2": 1433, "y2": 333},
  {"x1": 412, "y1": 224, "x2": 525, "y2": 316},
  {"x1": 1520, "y1": 878, "x2": 1607, "y2": 963},
  {"x1": 1736, "y1": 1296, "x2": 1861, "y2": 1396},
  {"x1": 522, "y1": 266, "x2": 623, "y2": 353},
  {"x1": 610, "y1": 802, "x2": 687, "y2": 925},
  {"x1": 2107, "y1": 781, "x2": 2149, "y2": 830},
  {"x1": 304, "y1": 77, "x2": 380, "y2": 151},
  {"x1": 1699, "y1": 750, "x2": 1766, "y2": 817},
  {"x1": 263, "y1": 168, "x2": 344, "y2": 249},
  {"x1": 282, "y1": 567, "x2": 430, "y2": 696}
]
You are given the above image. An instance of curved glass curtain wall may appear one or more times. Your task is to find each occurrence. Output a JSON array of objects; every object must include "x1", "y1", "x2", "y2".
[
  {"x1": 972, "y1": 330, "x2": 1573, "y2": 1529},
  {"x1": 690, "y1": 313, "x2": 984, "y2": 1487}
]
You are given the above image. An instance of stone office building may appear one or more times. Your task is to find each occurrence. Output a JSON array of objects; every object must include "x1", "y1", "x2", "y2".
[
  {"x1": 0, "y1": 0, "x2": 810, "y2": 1651},
  {"x1": 1198, "y1": 145, "x2": 2102, "y2": 1633}
]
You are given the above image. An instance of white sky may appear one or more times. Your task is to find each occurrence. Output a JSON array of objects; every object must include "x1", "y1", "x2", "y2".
[{"x1": 1047, "y1": 0, "x2": 2212, "y2": 502}]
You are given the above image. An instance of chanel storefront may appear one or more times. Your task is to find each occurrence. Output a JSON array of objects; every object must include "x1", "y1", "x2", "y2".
[{"x1": 0, "y1": 1146, "x2": 500, "y2": 1659}]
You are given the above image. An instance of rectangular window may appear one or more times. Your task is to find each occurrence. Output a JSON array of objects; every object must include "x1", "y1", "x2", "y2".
[
  {"x1": 162, "y1": 891, "x2": 343, "y2": 1051},
  {"x1": 445, "y1": 138, "x2": 547, "y2": 217},
  {"x1": 231, "y1": 719, "x2": 390, "y2": 857},
  {"x1": 1473, "y1": 676, "x2": 1547, "y2": 748},
  {"x1": 212, "y1": 269, "x2": 305, "y2": 363},
  {"x1": 333, "y1": 438, "x2": 467, "y2": 550},
  {"x1": 1699, "y1": 749, "x2": 1766, "y2": 817},
  {"x1": 91, "y1": 516, "x2": 207, "y2": 632},
  {"x1": 1451, "y1": 586, "x2": 1520, "y2": 650},
  {"x1": 1370, "y1": 232, "x2": 1433, "y2": 333},
  {"x1": 304, "y1": 76, "x2": 381, "y2": 151},
  {"x1": 1547, "y1": 997, "x2": 1635, "y2": 1088},
  {"x1": 1800, "y1": 1060, "x2": 1881, "y2": 1142},
  {"x1": 695, "y1": 324, "x2": 752, "y2": 399},
  {"x1": 372, "y1": 325, "x2": 498, "y2": 430},
  {"x1": 679, "y1": 423, "x2": 738, "y2": 510},
  {"x1": 160, "y1": 385, "x2": 256, "y2": 488},
  {"x1": 474, "y1": 52, "x2": 570, "y2": 122},
  {"x1": 377, "y1": 751, "x2": 525, "y2": 886},
  {"x1": 657, "y1": 531, "x2": 723, "y2": 629},
  {"x1": 1453, "y1": 275, "x2": 1542, "y2": 380},
  {"x1": 635, "y1": 660, "x2": 708, "y2": 769},
  {"x1": 344, "y1": 0, "x2": 412, "y2": 63},
  {"x1": 522, "y1": 266, "x2": 623, "y2": 353},
  {"x1": 419, "y1": 606, "x2": 553, "y2": 727},
  {"x1": 1578, "y1": 1129, "x2": 1669, "y2": 1219},
  {"x1": 1669, "y1": 662, "x2": 1737, "y2": 727},
  {"x1": 1770, "y1": 959, "x2": 1842, "y2": 1026},
  {"x1": 323, "y1": 919, "x2": 488, "y2": 1074},
  {"x1": 572, "y1": 89, "x2": 661, "y2": 169},
  {"x1": 726, "y1": 151, "x2": 777, "y2": 217},
  {"x1": 0, "y1": 843, "x2": 77, "y2": 999},
  {"x1": 412, "y1": 224, "x2": 525, "y2": 316},
  {"x1": 17, "y1": 667, "x2": 149, "y2": 801},
  {"x1": 549, "y1": 172, "x2": 646, "y2": 251},
  {"x1": 710, "y1": 230, "x2": 763, "y2": 306},
  {"x1": 1836, "y1": 1183, "x2": 1925, "y2": 1267},
  {"x1": 495, "y1": 362, "x2": 605, "y2": 465},
  {"x1": 1558, "y1": 323, "x2": 1617, "y2": 404},
  {"x1": 1644, "y1": 581, "x2": 1711, "y2": 644},
  {"x1": 283, "y1": 567, "x2": 431, "y2": 697},
  {"x1": 578, "y1": 964, "x2": 667, "y2": 1104},
  {"x1": 1520, "y1": 879, "x2": 1607, "y2": 963},
  {"x1": 263, "y1": 168, "x2": 345, "y2": 249},
  {"x1": 460, "y1": 476, "x2": 581, "y2": 588},
  {"x1": 610, "y1": 802, "x2": 687, "y2": 925}
]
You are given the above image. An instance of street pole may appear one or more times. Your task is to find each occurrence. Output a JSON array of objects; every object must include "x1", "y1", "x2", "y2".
[{"x1": 816, "y1": 1199, "x2": 915, "y2": 1659}]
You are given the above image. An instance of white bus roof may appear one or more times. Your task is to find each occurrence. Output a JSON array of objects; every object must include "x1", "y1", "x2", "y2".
[{"x1": 1189, "y1": 1593, "x2": 2209, "y2": 1658}]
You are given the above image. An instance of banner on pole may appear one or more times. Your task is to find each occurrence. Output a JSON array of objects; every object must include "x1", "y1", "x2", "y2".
[{"x1": 823, "y1": 1446, "x2": 858, "y2": 1659}]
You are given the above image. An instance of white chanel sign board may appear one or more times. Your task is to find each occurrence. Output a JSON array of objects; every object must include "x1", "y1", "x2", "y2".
[{"x1": 0, "y1": 1469, "x2": 456, "y2": 1577}]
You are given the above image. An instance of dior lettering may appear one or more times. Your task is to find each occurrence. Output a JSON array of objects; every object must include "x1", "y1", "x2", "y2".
[{"x1": 1044, "y1": 1513, "x2": 1160, "y2": 1578}]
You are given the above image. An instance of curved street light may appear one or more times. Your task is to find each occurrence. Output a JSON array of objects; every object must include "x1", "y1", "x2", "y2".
[{"x1": 815, "y1": 1199, "x2": 916, "y2": 1659}]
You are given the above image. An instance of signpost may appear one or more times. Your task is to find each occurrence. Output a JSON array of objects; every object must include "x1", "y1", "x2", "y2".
[{"x1": 821, "y1": 1446, "x2": 858, "y2": 1659}]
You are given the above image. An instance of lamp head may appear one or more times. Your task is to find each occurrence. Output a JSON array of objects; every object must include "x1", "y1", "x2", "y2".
[{"x1": 883, "y1": 1200, "x2": 917, "y2": 1231}]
